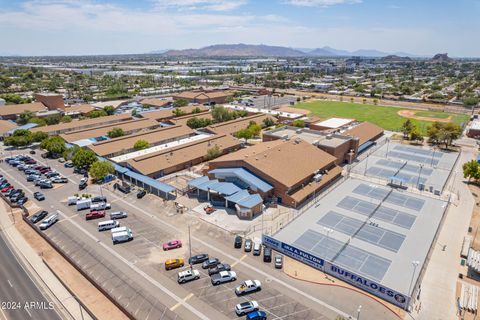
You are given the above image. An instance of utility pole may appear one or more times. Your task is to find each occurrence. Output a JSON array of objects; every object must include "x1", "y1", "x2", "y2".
[
  {"x1": 416, "y1": 164, "x2": 424, "y2": 189},
  {"x1": 188, "y1": 224, "x2": 192, "y2": 270},
  {"x1": 357, "y1": 305, "x2": 362, "y2": 320},
  {"x1": 407, "y1": 260, "x2": 420, "y2": 310}
]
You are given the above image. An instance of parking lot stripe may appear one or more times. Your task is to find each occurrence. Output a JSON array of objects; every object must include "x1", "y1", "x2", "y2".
[
  {"x1": 230, "y1": 254, "x2": 247, "y2": 267},
  {"x1": 170, "y1": 293, "x2": 194, "y2": 311},
  {"x1": 53, "y1": 210, "x2": 211, "y2": 320},
  {"x1": 275, "y1": 308, "x2": 310, "y2": 319},
  {"x1": 105, "y1": 190, "x2": 350, "y2": 318}
]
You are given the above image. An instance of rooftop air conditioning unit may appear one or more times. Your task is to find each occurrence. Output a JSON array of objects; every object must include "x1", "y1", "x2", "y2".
[
  {"x1": 296, "y1": 129, "x2": 302, "y2": 134},
  {"x1": 294, "y1": 138, "x2": 301, "y2": 144},
  {"x1": 326, "y1": 134, "x2": 333, "y2": 140},
  {"x1": 313, "y1": 174, "x2": 323, "y2": 182},
  {"x1": 281, "y1": 134, "x2": 289, "y2": 140}
]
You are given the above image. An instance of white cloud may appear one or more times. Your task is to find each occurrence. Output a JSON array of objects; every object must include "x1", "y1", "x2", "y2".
[
  {"x1": 284, "y1": 0, "x2": 361, "y2": 7},
  {"x1": 155, "y1": 0, "x2": 247, "y2": 11}
]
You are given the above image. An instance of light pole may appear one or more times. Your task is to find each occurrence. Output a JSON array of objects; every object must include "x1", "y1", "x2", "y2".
[
  {"x1": 357, "y1": 305, "x2": 362, "y2": 320},
  {"x1": 430, "y1": 147, "x2": 436, "y2": 167},
  {"x1": 386, "y1": 138, "x2": 390, "y2": 157},
  {"x1": 188, "y1": 224, "x2": 193, "y2": 270},
  {"x1": 407, "y1": 260, "x2": 420, "y2": 309},
  {"x1": 416, "y1": 164, "x2": 424, "y2": 189},
  {"x1": 364, "y1": 153, "x2": 369, "y2": 176}
]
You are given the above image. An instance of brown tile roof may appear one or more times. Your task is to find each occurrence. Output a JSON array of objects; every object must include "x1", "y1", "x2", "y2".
[
  {"x1": 207, "y1": 114, "x2": 272, "y2": 135},
  {"x1": 140, "y1": 98, "x2": 171, "y2": 108},
  {"x1": 209, "y1": 139, "x2": 337, "y2": 188},
  {"x1": 174, "y1": 90, "x2": 233, "y2": 100},
  {"x1": 343, "y1": 122, "x2": 384, "y2": 145},
  {"x1": 0, "y1": 102, "x2": 46, "y2": 117},
  {"x1": 31, "y1": 114, "x2": 132, "y2": 134},
  {"x1": 289, "y1": 166, "x2": 342, "y2": 203},
  {"x1": 126, "y1": 134, "x2": 240, "y2": 176},
  {"x1": 0, "y1": 120, "x2": 18, "y2": 134},
  {"x1": 140, "y1": 105, "x2": 208, "y2": 121},
  {"x1": 64, "y1": 104, "x2": 96, "y2": 115},
  {"x1": 60, "y1": 118, "x2": 159, "y2": 143},
  {"x1": 88, "y1": 125, "x2": 194, "y2": 157}
]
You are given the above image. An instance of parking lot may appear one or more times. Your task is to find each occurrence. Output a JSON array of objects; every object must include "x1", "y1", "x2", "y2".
[{"x1": 0, "y1": 149, "x2": 337, "y2": 320}]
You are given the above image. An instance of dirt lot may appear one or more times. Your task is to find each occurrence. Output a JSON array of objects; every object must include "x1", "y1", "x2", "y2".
[{"x1": 397, "y1": 110, "x2": 453, "y2": 123}]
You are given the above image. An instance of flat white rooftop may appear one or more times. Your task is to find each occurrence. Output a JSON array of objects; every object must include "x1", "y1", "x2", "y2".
[
  {"x1": 111, "y1": 133, "x2": 212, "y2": 163},
  {"x1": 314, "y1": 118, "x2": 355, "y2": 129},
  {"x1": 223, "y1": 104, "x2": 303, "y2": 119}
]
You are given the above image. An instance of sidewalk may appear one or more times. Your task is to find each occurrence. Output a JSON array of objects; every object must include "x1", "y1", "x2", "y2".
[
  {"x1": 0, "y1": 201, "x2": 128, "y2": 320},
  {"x1": 415, "y1": 147, "x2": 476, "y2": 320}
]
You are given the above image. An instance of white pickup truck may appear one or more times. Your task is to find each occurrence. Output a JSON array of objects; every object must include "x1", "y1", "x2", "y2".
[{"x1": 235, "y1": 280, "x2": 261, "y2": 295}]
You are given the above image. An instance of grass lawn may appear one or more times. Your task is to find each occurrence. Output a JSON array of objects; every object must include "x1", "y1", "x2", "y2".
[{"x1": 295, "y1": 100, "x2": 469, "y2": 135}]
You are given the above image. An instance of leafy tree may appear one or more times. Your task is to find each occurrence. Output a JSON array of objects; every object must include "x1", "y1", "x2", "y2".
[
  {"x1": 225, "y1": 96, "x2": 234, "y2": 103},
  {"x1": 401, "y1": 119, "x2": 415, "y2": 139},
  {"x1": 87, "y1": 109, "x2": 108, "y2": 118},
  {"x1": 0, "y1": 93, "x2": 31, "y2": 104},
  {"x1": 40, "y1": 136, "x2": 66, "y2": 156},
  {"x1": 17, "y1": 110, "x2": 34, "y2": 125},
  {"x1": 107, "y1": 127, "x2": 125, "y2": 138},
  {"x1": 247, "y1": 122, "x2": 262, "y2": 136},
  {"x1": 28, "y1": 117, "x2": 47, "y2": 127},
  {"x1": 263, "y1": 117, "x2": 275, "y2": 127},
  {"x1": 134, "y1": 139, "x2": 150, "y2": 150},
  {"x1": 463, "y1": 160, "x2": 480, "y2": 182},
  {"x1": 292, "y1": 119, "x2": 305, "y2": 128},
  {"x1": 63, "y1": 145, "x2": 81, "y2": 161},
  {"x1": 236, "y1": 128, "x2": 253, "y2": 140},
  {"x1": 426, "y1": 122, "x2": 462, "y2": 148},
  {"x1": 173, "y1": 108, "x2": 186, "y2": 117},
  {"x1": 31, "y1": 131, "x2": 48, "y2": 142},
  {"x1": 60, "y1": 115, "x2": 72, "y2": 123},
  {"x1": 463, "y1": 96, "x2": 479, "y2": 106},
  {"x1": 89, "y1": 161, "x2": 114, "y2": 182},
  {"x1": 72, "y1": 149, "x2": 97, "y2": 169},
  {"x1": 103, "y1": 105, "x2": 115, "y2": 115},
  {"x1": 409, "y1": 128, "x2": 423, "y2": 142},
  {"x1": 205, "y1": 145, "x2": 222, "y2": 160},
  {"x1": 186, "y1": 117, "x2": 213, "y2": 129},
  {"x1": 44, "y1": 114, "x2": 61, "y2": 125},
  {"x1": 211, "y1": 105, "x2": 233, "y2": 123},
  {"x1": 173, "y1": 99, "x2": 188, "y2": 108},
  {"x1": 3, "y1": 129, "x2": 33, "y2": 147}
]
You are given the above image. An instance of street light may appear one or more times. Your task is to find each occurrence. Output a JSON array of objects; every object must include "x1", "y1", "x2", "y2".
[
  {"x1": 430, "y1": 147, "x2": 436, "y2": 167},
  {"x1": 407, "y1": 260, "x2": 420, "y2": 309},
  {"x1": 357, "y1": 305, "x2": 362, "y2": 320},
  {"x1": 188, "y1": 224, "x2": 193, "y2": 270},
  {"x1": 416, "y1": 164, "x2": 424, "y2": 189}
]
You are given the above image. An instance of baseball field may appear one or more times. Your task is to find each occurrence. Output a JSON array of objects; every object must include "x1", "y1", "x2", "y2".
[{"x1": 294, "y1": 100, "x2": 469, "y2": 134}]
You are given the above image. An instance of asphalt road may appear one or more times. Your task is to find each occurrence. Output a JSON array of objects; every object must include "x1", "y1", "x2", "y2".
[{"x1": 0, "y1": 231, "x2": 61, "y2": 320}]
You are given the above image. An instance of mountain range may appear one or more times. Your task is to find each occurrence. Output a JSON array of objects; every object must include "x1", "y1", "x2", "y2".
[{"x1": 158, "y1": 44, "x2": 424, "y2": 58}]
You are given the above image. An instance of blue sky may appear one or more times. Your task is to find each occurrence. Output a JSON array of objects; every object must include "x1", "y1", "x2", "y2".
[{"x1": 0, "y1": 0, "x2": 478, "y2": 56}]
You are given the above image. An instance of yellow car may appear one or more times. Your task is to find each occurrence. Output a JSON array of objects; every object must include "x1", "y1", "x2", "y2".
[{"x1": 165, "y1": 258, "x2": 185, "y2": 270}]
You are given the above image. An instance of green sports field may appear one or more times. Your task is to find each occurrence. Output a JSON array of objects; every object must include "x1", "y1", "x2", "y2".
[{"x1": 295, "y1": 100, "x2": 469, "y2": 135}]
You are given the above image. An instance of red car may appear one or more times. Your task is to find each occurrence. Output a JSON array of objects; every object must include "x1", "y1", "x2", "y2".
[
  {"x1": 25, "y1": 159, "x2": 36, "y2": 164},
  {"x1": 1, "y1": 185, "x2": 13, "y2": 192},
  {"x1": 163, "y1": 240, "x2": 182, "y2": 251},
  {"x1": 86, "y1": 210, "x2": 105, "y2": 220}
]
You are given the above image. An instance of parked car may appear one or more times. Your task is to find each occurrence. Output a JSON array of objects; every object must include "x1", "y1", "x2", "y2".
[
  {"x1": 211, "y1": 271, "x2": 237, "y2": 285},
  {"x1": 263, "y1": 247, "x2": 272, "y2": 263},
  {"x1": 234, "y1": 235, "x2": 243, "y2": 249},
  {"x1": 25, "y1": 159, "x2": 36, "y2": 164},
  {"x1": 10, "y1": 192, "x2": 25, "y2": 203},
  {"x1": 245, "y1": 311, "x2": 267, "y2": 320},
  {"x1": 39, "y1": 214, "x2": 58, "y2": 230},
  {"x1": 235, "y1": 280, "x2": 261, "y2": 296},
  {"x1": 163, "y1": 240, "x2": 182, "y2": 251},
  {"x1": 86, "y1": 210, "x2": 105, "y2": 220},
  {"x1": 39, "y1": 181, "x2": 53, "y2": 189},
  {"x1": 165, "y1": 259, "x2": 185, "y2": 270},
  {"x1": 137, "y1": 189, "x2": 146, "y2": 199},
  {"x1": 235, "y1": 301, "x2": 259, "y2": 316},
  {"x1": 208, "y1": 263, "x2": 231, "y2": 276},
  {"x1": 17, "y1": 197, "x2": 28, "y2": 205},
  {"x1": 188, "y1": 253, "x2": 209, "y2": 265},
  {"x1": 1, "y1": 185, "x2": 13, "y2": 192},
  {"x1": 110, "y1": 211, "x2": 128, "y2": 220},
  {"x1": 202, "y1": 258, "x2": 220, "y2": 269},
  {"x1": 79, "y1": 181, "x2": 87, "y2": 190},
  {"x1": 253, "y1": 241, "x2": 262, "y2": 256},
  {"x1": 91, "y1": 196, "x2": 106, "y2": 203},
  {"x1": 177, "y1": 269, "x2": 200, "y2": 284},
  {"x1": 51, "y1": 177, "x2": 68, "y2": 183},
  {"x1": 274, "y1": 255, "x2": 283, "y2": 269},
  {"x1": 29, "y1": 150, "x2": 36, "y2": 155},
  {"x1": 30, "y1": 210, "x2": 48, "y2": 223},
  {"x1": 58, "y1": 158, "x2": 65, "y2": 163},
  {"x1": 45, "y1": 171, "x2": 60, "y2": 178},
  {"x1": 64, "y1": 162, "x2": 74, "y2": 168},
  {"x1": 244, "y1": 239, "x2": 253, "y2": 252},
  {"x1": 34, "y1": 192, "x2": 45, "y2": 201},
  {"x1": 114, "y1": 183, "x2": 130, "y2": 194}
]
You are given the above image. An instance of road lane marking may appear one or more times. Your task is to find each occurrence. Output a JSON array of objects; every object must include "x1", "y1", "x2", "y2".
[
  {"x1": 170, "y1": 292, "x2": 194, "y2": 311},
  {"x1": 25, "y1": 308, "x2": 32, "y2": 317},
  {"x1": 7, "y1": 279, "x2": 13, "y2": 287},
  {"x1": 231, "y1": 254, "x2": 247, "y2": 267}
]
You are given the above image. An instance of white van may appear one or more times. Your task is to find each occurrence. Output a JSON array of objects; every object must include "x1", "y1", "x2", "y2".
[
  {"x1": 90, "y1": 202, "x2": 111, "y2": 211},
  {"x1": 68, "y1": 196, "x2": 83, "y2": 205},
  {"x1": 112, "y1": 228, "x2": 133, "y2": 244},
  {"x1": 253, "y1": 241, "x2": 262, "y2": 256},
  {"x1": 76, "y1": 199, "x2": 92, "y2": 211},
  {"x1": 111, "y1": 226, "x2": 128, "y2": 234},
  {"x1": 39, "y1": 214, "x2": 58, "y2": 230},
  {"x1": 110, "y1": 211, "x2": 127, "y2": 220},
  {"x1": 98, "y1": 220, "x2": 120, "y2": 231}
]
